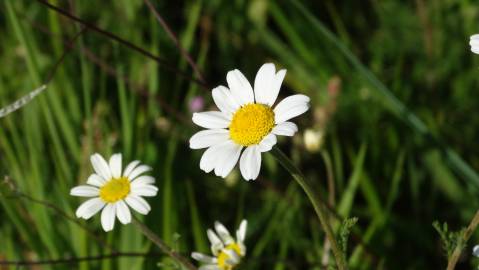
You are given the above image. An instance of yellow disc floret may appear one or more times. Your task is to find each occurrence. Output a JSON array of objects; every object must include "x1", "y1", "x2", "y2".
[
  {"x1": 99, "y1": 177, "x2": 131, "y2": 203},
  {"x1": 229, "y1": 103, "x2": 275, "y2": 146},
  {"x1": 217, "y1": 243, "x2": 243, "y2": 270}
]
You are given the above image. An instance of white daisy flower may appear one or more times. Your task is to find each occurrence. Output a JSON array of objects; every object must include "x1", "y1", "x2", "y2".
[
  {"x1": 470, "y1": 34, "x2": 479, "y2": 54},
  {"x1": 192, "y1": 220, "x2": 247, "y2": 270},
  {"x1": 70, "y1": 153, "x2": 158, "y2": 232},
  {"x1": 190, "y1": 63, "x2": 310, "y2": 180}
]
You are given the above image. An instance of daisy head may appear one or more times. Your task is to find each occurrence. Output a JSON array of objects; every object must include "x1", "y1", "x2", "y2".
[
  {"x1": 470, "y1": 34, "x2": 479, "y2": 54},
  {"x1": 192, "y1": 220, "x2": 247, "y2": 270},
  {"x1": 190, "y1": 63, "x2": 310, "y2": 180},
  {"x1": 70, "y1": 153, "x2": 158, "y2": 232}
]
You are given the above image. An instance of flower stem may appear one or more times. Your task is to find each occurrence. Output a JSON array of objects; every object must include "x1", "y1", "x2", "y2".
[
  {"x1": 447, "y1": 210, "x2": 479, "y2": 270},
  {"x1": 271, "y1": 147, "x2": 347, "y2": 270},
  {"x1": 132, "y1": 218, "x2": 198, "y2": 270}
]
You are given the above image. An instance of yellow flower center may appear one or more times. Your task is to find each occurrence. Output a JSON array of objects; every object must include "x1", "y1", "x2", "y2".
[
  {"x1": 229, "y1": 103, "x2": 275, "y2": 146},
  {"x1": 217, "y1": 243, "x2": 243, "y2": 270},
  {"x1": 99, "y1": 177, "x2": 131, "y2": 203}
]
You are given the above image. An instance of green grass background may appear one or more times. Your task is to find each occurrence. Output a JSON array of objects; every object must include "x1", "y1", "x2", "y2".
[{"x1": 1, "y1": 0, "x2": 479, "y2": 269}]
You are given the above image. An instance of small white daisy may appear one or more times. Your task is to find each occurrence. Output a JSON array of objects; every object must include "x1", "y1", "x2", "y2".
[
  {"x1": 70, "y1": 153, "x2": 158, "y2": 232},
  {"x1": 192, "y1": 220, "x2": 247, "y2": 270},
  {"x1": 470, "y1": 34, "x2": 479, "y2": 54},
  {"x1": 190, "y1": 63, "x2": 310, "y2": 180}
]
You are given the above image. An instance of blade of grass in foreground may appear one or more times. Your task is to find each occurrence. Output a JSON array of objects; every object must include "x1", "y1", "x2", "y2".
[
  {"x1": 337, "y1": 144, "x2": 367, "y2": 219},
  {"x1": 289, "y1": 0, "x2": 479, "y2": 189},
  {"x1": 5, "y1": 1, "x2": 60, "y2": 262}
]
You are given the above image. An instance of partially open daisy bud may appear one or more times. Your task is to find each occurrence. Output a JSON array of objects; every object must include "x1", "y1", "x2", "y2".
[{"x1": 303, "y1": 129, "x2": 324, "y2": 153}]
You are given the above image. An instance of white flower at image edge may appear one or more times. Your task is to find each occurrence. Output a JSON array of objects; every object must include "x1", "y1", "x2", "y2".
[
  {"x1": 470, "y1": 34, "x2": 479, "y2": 54},
  {"x1": 474, "y1": 245, "x2": 479, "y2": 257},
  {"x1": 70, "y1": 153, "x2": 158, "y2": 232},
  {"x1": 192, "y1": 220, "x2": 247, "y2": 270},
  {"x1": 189, "y1": 63, "x2": 310, "y2": 180}
]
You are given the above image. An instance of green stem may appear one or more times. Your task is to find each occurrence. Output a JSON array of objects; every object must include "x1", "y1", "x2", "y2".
[
  {"x1": 271, "y1": 147, "x2": 347, "y2": 270},
  {"x1": 132, "y1": 218, "x2": 198, "y2": 270},
  {"x1": 447, "y1": 210, "x2": 479, "y2": 270}
]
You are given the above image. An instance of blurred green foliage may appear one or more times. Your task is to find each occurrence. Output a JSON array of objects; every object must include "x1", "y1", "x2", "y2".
[{"x1": 1, "y1": 0, "x2": 479, "y2": 269}]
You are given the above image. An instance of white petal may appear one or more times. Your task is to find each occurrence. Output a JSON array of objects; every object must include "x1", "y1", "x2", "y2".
[
  {"x1": 90, "y1": 153, "x2": 112, "y2": 180},
  {"x1": 101, "y1": 203, "x2": 116, "y2": 232},
  {"x1": 275, "y1": 104, "x2": 309, "y2": 124},
  {"x1": 239, "y1": 146, "x2": 262, "y2": 181},
  {"x1": 207, "y1": 229, "x2": 222, "y2": 246},
  {"x1": 200, "y1": 147, "x2": 222, "y2": 173},
  {"x1": 214, "y1": 221, "x2": 234, "y2": 245},
  {"x1": 254, "y1": 64, "x2": 286, "y2": 106},
  {"x1": 125, "y1": 195, "x2": 151, "y2": 215},
  {"x1": 272, "y1": 122, "x2": 298, "y2": 136},
  {"x1": 199, "y1": 141, "x2": 235, "y2": 173},
  {"x1": 471, "y1": 42, "x2": 479, "y2": 52},
  {"x1": 470, "y1": 39, "x2": 479, "y2": 47},
  {"x1": 212, "y1": 85, "x2": 240, "y2": 115},
  {"x1": 473, "y1": 245, "x2": 479, "y2": 257},
  {"x1": 127, "y1": 165, "x2": 152, "y2": 181},
  {"x1": 191, "y1": 252, "x2": 218, "y2": 264},
  {"x1": 238, "y1": 242, "x2": 247, "y2": 256},
  {"x1": 123, "y1": 160, "x2": 140, "y2": 177},
  {"x1": 131, "y1": 176, "x2": 156, "y2": 187},
  {"x1": 189, "y1": 129, "x2": 230, "y2": 149},
  {"x1": 207, "y1": 229, "x2": 224, "y2": 255},
  {"x1": 236, "y1": 219, "x2": 248, "y2": 243},
  {"x1": 254, "y1": 63, "x2": 276, "y2": 105},
  {"x1": 70, "y1": 186, "x2": 99, "y2": 197},
  {"x1": 268, "y1": 69, "x2": 286, "y2": 106},
  {"x1": 109, "y1": 153, "x2": 122, "y2": 179},
  {"x1": 226, "y1": 69, "x2": 254, "y2": 105},
  {"x1": 75, "y1": 198, "x2": 105, "y2": 219},
  {"x1": 86, "y1": 174, "x2": 106, "y2": 187},
  {"x1": 131, "y1": 185, "x2": 158, "y2": 197},
  {"x1": 274, "y1": 94, "x2": 310, "y2": 124},
  {"x1": 214, "y1": 143, "x2": 242, "y2": 178},
  {"x1": 470, "y1": 35, "x2": 479, "y2": 47},
  {"x1": 223, "y1": 249, "x2": 240, "y2": 264},
  {"x1": 192, "y1": 112, "x2": 230, "y2": 129},
  {"x1": 115, "y1": 200, "x2": 131, "y2": 225},
  {"x1": 258, "y1": 134, "x2": 277, "y2": 152}
]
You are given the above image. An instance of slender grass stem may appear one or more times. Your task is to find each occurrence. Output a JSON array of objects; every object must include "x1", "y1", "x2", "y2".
[
  {"x1": 143, "y1": 0, "x2": 206, "y2": 84},
  {"x1": 1, "y1": 177, "x2": 114, "y2": 252},
  {"x1": 0, "y1": 27, "x2": 84, "y2": 119},
  {"x1": 34, "y1": 0, "x2": 208, "y2": 89},
  {"x1": 132, "y1": 218, "x2": 198, "y2": 270},
  {"x1": 320, "y1": 150, "x2": 336, "y2": 266},
  {"x1": 446, "y1": 210, "x2": 479, "y2": 270},
  {"x1": 270, "y1": 147, "x2": 347, "y2": 270}
]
